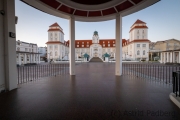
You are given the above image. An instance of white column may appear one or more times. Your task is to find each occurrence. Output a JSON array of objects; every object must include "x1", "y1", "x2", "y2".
[
  {"x1": 38, "y1": 54, "x2": 40, "y2": 63},
  {"x1": 162, "y1": 52, "x2": 164, "y2": 63},
  {"x1": 18, "y1": 53, "x2": 21, "y2": 65},
  {"x1": 69, "y1": 16, "x2": 75, "y2": 75},
  {"x1": 115, "y1": 14, "x2": 122, "y2": 76},
  {"x1": 24, "y1": 54, "x2": 27, "y2": 64},
  {"x1": 30, "y1": 54, "x2": 32, "y2": 63},
  {"x1": 2, "y1": 0, "x2": 17, "y2": 90},
  {"x1": 169, "y1": 52, "x2": 172, "y2": 62},
  {"x1": 33, "y1": 54, "x2": 35, "y2": 63},
  {"x1": 160, "y1": 52, "x2": 163, "y2": 63}
]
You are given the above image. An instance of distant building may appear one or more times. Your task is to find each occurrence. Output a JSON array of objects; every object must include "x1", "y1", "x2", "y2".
[
  {"x1": 38, "y1": 47, "x2": 47, "y2": 61},
  {"x1": 149, "y1": 39, "x2": 180, "y2": 63},
  {"x1": 46, "y1": 20, "x2": 150, "y2": 61},
  {"x1": 16, "y1": 40, "x2": 40, "y2": 65}
]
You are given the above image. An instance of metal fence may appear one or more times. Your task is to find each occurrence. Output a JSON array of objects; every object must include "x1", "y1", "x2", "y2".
[
  {"x1": 122, "y1": 63, "x2": 180, "y2": 85},
  {"x1": 172, "y1": 71, "x2": 180, "y2": 97},
  {"x1": 17, "y1": 64, "x2": 69, "y2": 84}
]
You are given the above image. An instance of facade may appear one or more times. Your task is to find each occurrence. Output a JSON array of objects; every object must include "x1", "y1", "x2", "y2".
[
  {"x1": 47, "y1": 20, "x2": 150, "y2": 61},
  {"x1": 149, "y1": 39, "x2": 180, "y2": 63},
  {"x1": 16, "y1": 40, "x2": 40, "y2": 65},
  {"x1": 46, "y1": 23, "x2": 69, "y2": 61},
  {"x1": 38, "y1": 47, "x2": 47, "y2": 61}
]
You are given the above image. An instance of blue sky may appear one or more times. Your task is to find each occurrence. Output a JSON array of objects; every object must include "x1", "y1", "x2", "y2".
[{"x1": 15, "y1": 0, "x2": 180, "y2": 47}]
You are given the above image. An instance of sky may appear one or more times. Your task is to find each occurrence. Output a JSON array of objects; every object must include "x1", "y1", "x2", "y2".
[{"x1": 15, "y1": 0, "x2": 180, "y2": 47}]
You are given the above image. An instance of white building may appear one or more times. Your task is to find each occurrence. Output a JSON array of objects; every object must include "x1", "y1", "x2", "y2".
[
  {"x1": 38, "y1": 47, "x2": 47, "y2": 61},
  {"x1": 16, "y1": 40, "x2": 40, "y2": 65},
  {"x1": 122, "y1": 19, "x2": 150, "y2": 61},
  {"x1": 46, "y1": 20, "x2": 150, "y2": 61},
  {"x1": 46, "y1": 23, "x2": 69, "y2": 61}
]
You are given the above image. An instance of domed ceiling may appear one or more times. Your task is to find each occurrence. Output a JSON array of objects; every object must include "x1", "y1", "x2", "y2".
[{"x1": 21, "y1": 0, "x2": 160, "y2": 21}]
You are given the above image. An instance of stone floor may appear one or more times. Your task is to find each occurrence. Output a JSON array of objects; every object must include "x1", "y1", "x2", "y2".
[{"x1": 0, "y1": 63, "x2": 180, "y2": 120}]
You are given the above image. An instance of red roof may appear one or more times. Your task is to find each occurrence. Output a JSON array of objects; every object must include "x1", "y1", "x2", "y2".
[
  {"x1": 66, "y1": 39, "x2": 127, "y2": 48},
  {"x1": 131, "y1": 19, "x2": 146, "y2": 27},
  {"x1": 129, "y1": 26, "x2": 148, "y2": 32},
  {"x1": 49, "y1": 22, "x2": 60, "y2": 27}
]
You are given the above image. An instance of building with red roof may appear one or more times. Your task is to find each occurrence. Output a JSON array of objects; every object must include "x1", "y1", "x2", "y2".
[{"x1": 46, "y1": 19, "x2": 150, "y2": 61}]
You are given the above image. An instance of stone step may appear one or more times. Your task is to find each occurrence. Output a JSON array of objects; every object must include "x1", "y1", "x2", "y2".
[{"x1": 89, "y1": 57, "x2": 103, "y2": 62}]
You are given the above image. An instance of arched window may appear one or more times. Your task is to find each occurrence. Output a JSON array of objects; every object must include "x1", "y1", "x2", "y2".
[
  {"x1": 137, "y1": 50, "x2": 140, "y2": 55},
  {"x1": 143, "y1": 50, "x2": 145, "y2": 55}
]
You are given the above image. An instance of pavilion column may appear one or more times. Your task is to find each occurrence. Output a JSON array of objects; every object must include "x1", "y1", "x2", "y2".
[
  {"x1": 115, "y1": 14, "x2": 122, "y2": 76},
  {"x1": 69, "y1": 16, "x2": 75, "y2": 75},
  {"x1": 1, "y1": 0, "x2": 17, "y2": 90}
]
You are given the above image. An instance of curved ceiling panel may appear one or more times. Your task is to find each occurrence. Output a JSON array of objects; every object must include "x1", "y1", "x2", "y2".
[
  {"x1": 70, "y1": 0, "x2": 112, "y2": 5},
  {"x1": 21, "y1": 0, "x2": 160, "y2": 22}
]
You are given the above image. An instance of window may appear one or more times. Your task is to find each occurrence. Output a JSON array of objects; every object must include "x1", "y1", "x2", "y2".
[
  {"x1": 113, "y1": 44, "x2": 115, "y2": 47},
  {"x1": 55, "y1": 38, "x2": 57, "y2": 40},
  {"x1": 103, "y1": 41, "x2": 105, "y2": 43},
  {"x1": 55, "y1": 33, "x2": 57, "y2": 36},
  {"x1": 77, "y1": 42, "x2": 79, "y2": 44},
  {"x1": 87, "y1": 42, "x2": 89, "y2": 44},
  {"x1": 49, "y1": 46, "x2": 52, "y2": 49},
  {"x1": 82, "y1": 45, "x2": 84, "y2": 47},
  {"x1": 77, "y1": 45, "x2": 79, "y2": 47},
  {"x1": 50, "y1": 52, "x2": 52, "y2": 56},
  {"x1": 143, "y1": 50, "x2": 145, "y2": 55},
  {"x1": 143, "y1": 30, "x2": 144, "y2": 33},
  {"x1": 108, "y1": 44, "x2": 110, "y2": 47},
  {"x1": 137, "y1": 30, "x2": 139, "y2": 33},
  {"x1": 137, "y1": 50, "x2": 140, "y2": 55},
  {"x1": 142, "y1": 44, "x2": 146, "y2": 47},
  {"x1": 55, "y1": 45, "x2": 58, "y2": 49},
  {"x1": 29, "y1": 49, "x2": 31, "y2": 52},
  {"x1": 142, "y1": 36, "x2": 144, "y2": 39},
  {"x1": 137, "y1": 44, "x2": 140, "y2": 47},
  {"x1": 137, "y1": 36, "x2": 139, "y2": 39},
  {"x1": 87, "y1": 45, "x2": 89, "y2": 47},
  {"x1": 108, "y1": 41, "x2": 110, "y2": 43},
  {"x1": 103, "y1": 44, "x2": 105, "y2": 47},
  {"x1": 25, "y1": 48, "x2": 28, "y2": 52},
  {"x1": 82, "y1": 42, "x2": 84, "y2": 44},
  {"x1": 55, "y1": 52, "x2": 57, "y2": 56}
]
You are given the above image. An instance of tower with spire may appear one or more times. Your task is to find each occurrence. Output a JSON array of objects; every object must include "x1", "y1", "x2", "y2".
[{"x1": 92, "y1": 31, "x2": 99, "y2": 43}]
